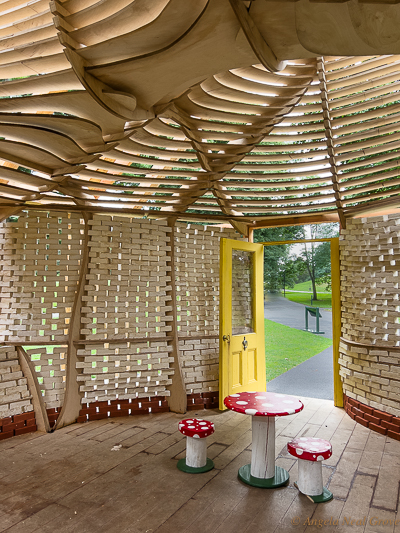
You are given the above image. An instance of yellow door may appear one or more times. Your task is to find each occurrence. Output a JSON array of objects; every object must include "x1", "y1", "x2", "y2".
[{"x1": 219, "y1": 238, "x2": 266, "y2": 408}]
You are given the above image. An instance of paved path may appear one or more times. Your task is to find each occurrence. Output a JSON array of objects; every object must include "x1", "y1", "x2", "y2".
[
  {"x1": 264, "y1": 293, "x2": 334, "y2": 400},
  {"x1": 264, "y1": 292, "x2": 332, "y2": 339}
]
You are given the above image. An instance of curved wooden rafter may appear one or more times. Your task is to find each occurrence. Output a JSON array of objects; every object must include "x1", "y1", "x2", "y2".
[
  {"x1": 228, "y1": 0, "x2": 285, "y2": 73},
  {"x1": 316, "y1": 57, "x2": 346, "y2": 229}
]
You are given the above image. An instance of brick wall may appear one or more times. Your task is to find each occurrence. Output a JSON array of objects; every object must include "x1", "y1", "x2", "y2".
[
  {"x1": 0, "y1": 346, "x2": 33, "y2": 419},
  {"x1": 175, "y1": 223, "x2": 241, "y2": 394},
  {"x1": 179, "y1": 337, "x2": 219, "y2": 394},
  {"x1": 340, "y1": 214, "x2": 400, "y2": 428},
  {"x1": 0, "y1": 346, "x2": 36, "y2": 440},
  {"x1": 344, "y1": 394, "x2": 400, "y2": 441},
  {"x1": 0, "y1": 213, "x2": 242, "y2": 440}
]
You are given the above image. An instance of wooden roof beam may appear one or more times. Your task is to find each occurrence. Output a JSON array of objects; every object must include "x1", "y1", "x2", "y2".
[{"x1": 317, "y1": 57, "x2": 346, "y2": 229}]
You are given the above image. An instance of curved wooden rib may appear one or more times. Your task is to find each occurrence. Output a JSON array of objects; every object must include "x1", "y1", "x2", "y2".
[
  {"x1": 228, "y1": 0, "x2": 285, "y2": 73},
  {"x1": 17, "y1": 346, "x2": 51, "y2": 433},
  {"x1": 53, "y1": 209, "x2": 92, "y2": 429}
]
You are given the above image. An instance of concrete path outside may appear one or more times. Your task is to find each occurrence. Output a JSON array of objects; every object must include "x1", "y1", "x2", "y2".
[{"x1": 264, "y1": 292, "x2": 334, "y2": 400}]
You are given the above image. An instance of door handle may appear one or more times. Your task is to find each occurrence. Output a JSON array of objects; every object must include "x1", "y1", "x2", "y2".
[
  {"x1": 242, "y1": 337, "x2": 248, "y2": 351},
  {"x1": 223, "y1": 334, "x2": 230, "y2": 343}
]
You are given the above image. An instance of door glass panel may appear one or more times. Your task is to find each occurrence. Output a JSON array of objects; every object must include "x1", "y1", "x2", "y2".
[{"x1": 231, "y1": 249, "x2": 254, "y2": 335}]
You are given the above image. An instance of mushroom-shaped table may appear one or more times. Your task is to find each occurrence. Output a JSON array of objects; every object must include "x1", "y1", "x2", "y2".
[{"x1": 224, "y1": 391, "x2": 304, "y2": 488}]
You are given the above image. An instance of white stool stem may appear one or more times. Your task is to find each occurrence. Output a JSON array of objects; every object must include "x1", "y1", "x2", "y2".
[
  {"x1": 186, "y1": 436, "x2": 207, "y2": 468},
  {"x1": 297, "y1": 459, "x2": 323, "y2": 496},
  {"x1": 251, "y1": 416, "x2": 275, "y2": 479}
]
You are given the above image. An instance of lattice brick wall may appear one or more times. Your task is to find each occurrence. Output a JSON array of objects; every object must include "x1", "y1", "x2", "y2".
[
  {"x1": 0, "y1": 211, "x2": 84, "y2": 343},
  {"x1": 175, "y1": 224, "x2": 240, "y2": 336},
  {"x1": 339, "y1": 214, "x2": 400, "y2": 417},
  {"x1": 175, "y1": 224, "x2": 241, "y2": 393},
  {"x1": 340, "y1": 215, "x2": 400, "y2": 346},
  {"x1": 82, "y1": 216, "x2": 172, "y2": 340},
  {"x1": 0, "y1": 346, "x2": 32, "y2": 418},
  {"x1": 77, "y1": 340, "x2": 173, "y2": 404},
  {"x1": 78, "y1": 216, "x2": 174, "y2": 403},
  {"x1": 23, "y1": 345, "x2": 67, "y2": 410}
]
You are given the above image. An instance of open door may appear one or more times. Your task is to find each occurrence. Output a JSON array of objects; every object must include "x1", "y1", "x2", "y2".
[{"x1": 219, "y1": 239, "x2": 266, "y2": 408}]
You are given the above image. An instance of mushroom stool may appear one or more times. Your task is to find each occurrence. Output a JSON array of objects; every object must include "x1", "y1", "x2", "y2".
[
  {"x1": 287, "y1": 437, "x2": 333, "y2": 503},
  {"x1": 177, "y1": 419, "x2": 215, "y2": 473}
]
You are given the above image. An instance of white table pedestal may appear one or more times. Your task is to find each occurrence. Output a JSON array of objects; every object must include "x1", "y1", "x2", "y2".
[
  {"x1": 238, "y1": 415, "x2": 289, "y2": 488},
  {"x1": 251, "y1": 416, "x2": 275, "y2": 479}
]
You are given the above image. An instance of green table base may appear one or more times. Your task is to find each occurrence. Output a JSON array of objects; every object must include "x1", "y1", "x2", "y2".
[
  {"x1": 294, "y1": 482, "x2": 333, "y2": 503},
  {"x1": 238, "y1": 464, "x2": 289, "y2": 488},
  {"x1": 177, "y1": 457, "x2": 214, "y2": 473}
]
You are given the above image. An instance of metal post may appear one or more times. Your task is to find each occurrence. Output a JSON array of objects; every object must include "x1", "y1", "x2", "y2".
[
  {"x1": 283, "y1": 270, "x2": 286, "y2": 297},
  {"x1": 305, "y1": 307, "x2": 308, "y2": 331}
]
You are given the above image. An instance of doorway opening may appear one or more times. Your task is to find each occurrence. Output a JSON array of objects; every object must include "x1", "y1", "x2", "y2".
[{"x1": 253, "y1": 223, "x2": 342, "y2": 405}]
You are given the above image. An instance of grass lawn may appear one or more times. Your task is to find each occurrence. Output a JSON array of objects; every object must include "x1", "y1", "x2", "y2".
[
  {"x1": 289, "y1": 280, "x2": 330, "y2": 293},
  {"x1": 265, "y1": 319, "x2": 332, "y2": 382},
  {"x1": 284, "y1": 292, "x2": 332, "y2": 308}
]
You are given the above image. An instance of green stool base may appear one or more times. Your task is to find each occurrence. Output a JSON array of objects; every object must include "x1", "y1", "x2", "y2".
[
  {"x1": 238, "y1": 464, "x2": 289, "y2": 488},
  {"x1": 177, "y1": 457, "x2": 214, "y2": 473},
  {"x1": 294, "y1": 482, "x2": 333, "y2": 503}
]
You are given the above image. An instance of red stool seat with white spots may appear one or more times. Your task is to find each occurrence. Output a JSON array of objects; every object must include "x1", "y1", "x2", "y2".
[
  {"x1": 178, "y1": 419, "x2": 215, "y2": 439},
  {"x1": 287, "y1": 437, "x2": 332, "y2": 462}
]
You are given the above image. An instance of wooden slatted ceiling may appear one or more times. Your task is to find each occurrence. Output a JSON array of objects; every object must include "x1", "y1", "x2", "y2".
[{"x1": 1, "y1": 2, "x2": 400, "y2": 229}]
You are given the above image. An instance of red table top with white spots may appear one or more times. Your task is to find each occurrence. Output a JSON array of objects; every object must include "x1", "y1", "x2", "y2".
[
  {"x1": 224, "y1": 391, "x2": 303, "y2": 417},
  {"x1": 287, "y1": 437, "x2": 332, "y2": 461}
]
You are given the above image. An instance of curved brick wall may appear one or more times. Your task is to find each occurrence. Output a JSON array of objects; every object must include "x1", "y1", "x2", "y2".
[
  {"x1": 340, "y1": 214, "x2": 400, "y2": 432},
  {"x1": 344, "y1": 394, "x2": 400, "y2": 440}
]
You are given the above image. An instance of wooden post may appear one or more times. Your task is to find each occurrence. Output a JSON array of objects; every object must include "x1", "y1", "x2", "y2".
[
  {"x1": 54, "y1": 212, "x2": 92, "y2": 429},
  {"x1": 166, "y1": 218, "x2": 187, "y2": 414}
]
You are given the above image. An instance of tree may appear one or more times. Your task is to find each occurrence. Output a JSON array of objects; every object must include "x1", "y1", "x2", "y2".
[
  {"x1": 298, "y1": 224, "x2": 339, "y2": 300},
  {"x1": 253, "y1": 226, "x2": 304, "y2": 293},
  {"x1": 253, "y1": 222, "x2": 339, "y2": 298}
]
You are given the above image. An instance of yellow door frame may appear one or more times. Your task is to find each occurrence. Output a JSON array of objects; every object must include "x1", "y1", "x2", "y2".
[{"x1": 257, "y1": 237, "x2": 342, "y2": 407}]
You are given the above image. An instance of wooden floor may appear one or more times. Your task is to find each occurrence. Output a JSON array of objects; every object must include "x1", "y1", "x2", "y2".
[{"x1": 1, "y1": 397, "x2": 400, "y2": 533}]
